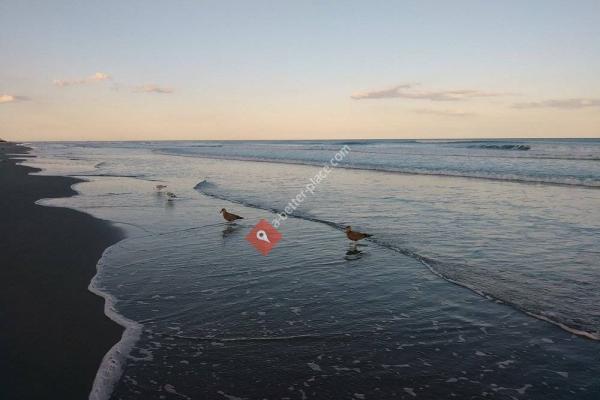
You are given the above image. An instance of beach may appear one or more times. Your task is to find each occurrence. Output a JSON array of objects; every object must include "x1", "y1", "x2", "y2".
[
  {"x1": 13, "y1": 139, "x2": 600, "y2": 399},
  {"x1": 4, "y1": 2, "x2": 599, "y2": 398},
  {"x1": 0, "y1": 142, "x2": 124, "y2": 399}
]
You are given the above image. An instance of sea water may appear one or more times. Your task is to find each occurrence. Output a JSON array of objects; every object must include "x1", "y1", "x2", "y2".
[{"x1": 26, "y1": 139, "x2": 600, "y2": 399}]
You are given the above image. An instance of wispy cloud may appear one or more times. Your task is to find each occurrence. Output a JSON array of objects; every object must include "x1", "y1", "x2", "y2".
[
  {"x1": 351, "y1": 84, "x2": 413, "y2": 100},
  {"x1": 132, "y1": 84, "x2": 174, "y2": 94},
  {"x1": 52, "y1": 73, "x2": 174, "y2": 96},
  {"x1": 414, "y1": 108, "x2": 475, "y2": 117},
  {"x1": 351, "y1": 84, "x2": 506, "y2": 101},
  {"x1": 0, "y1": 94, "x2": 30, "y2": 104},
  {"x1": 53, "y1": 72, "x2": 111, "y2": 87},
  {"x1": 513, "y1": 98, "x2": 600, "y2": 109}
]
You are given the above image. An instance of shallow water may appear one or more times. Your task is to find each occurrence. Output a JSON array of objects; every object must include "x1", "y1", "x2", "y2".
[{"x1": 26, "y1": 140, "x2": 600, "y2": 399}]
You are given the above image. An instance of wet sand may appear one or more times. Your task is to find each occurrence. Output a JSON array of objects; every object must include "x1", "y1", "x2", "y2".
[{"x1": 0, "y1": 142, "x2": 124, "y2": 399}]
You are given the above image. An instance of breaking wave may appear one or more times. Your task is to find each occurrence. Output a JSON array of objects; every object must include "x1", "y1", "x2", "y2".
[
  {"x1": 467, "y1": 144, "x2": 531, "y2": 151},
  {"x1": 158, "y1": 149, "x2": 600, "y2": 189}
]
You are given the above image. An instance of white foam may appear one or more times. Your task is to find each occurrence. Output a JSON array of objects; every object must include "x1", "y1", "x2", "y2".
[
  {"x1": 497, "y1": 359, "x2": 516, "y2": 369},
  {"x1": 516, "y1": 384, "x2": 532, "y2": 395},
  {"x1": 382, "y1": 364, "x2": 410, "y2": 369},
  {"x1": 291, "y1": 306, "x2": 302, "y2": 315},
  {"x1": 88, "y1": 251, "x2": 143, "y2": 400},
  {"x1": 217, "y1": 390, "x2": 244, "y2": 400},
  {"x1": 165, "y1": 384, "x2": 192, "y2": 399},
  {"x1": 333, "y1": 365, "x2": 361, "y2": 373},
  {"x1": 307, "y1": 362, "x2": 322, "y2": 371}
]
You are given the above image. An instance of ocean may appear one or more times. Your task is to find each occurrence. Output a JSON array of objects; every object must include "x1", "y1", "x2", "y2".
[{"x1": 26, "y1": 139, "x2": 600, "y2": 399}]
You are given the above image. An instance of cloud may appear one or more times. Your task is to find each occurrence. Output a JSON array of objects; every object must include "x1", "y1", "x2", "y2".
[
  {"x1": 52, "y1": 72, "x2": 174, "y2": 96},
  {"x1": 133, "y1": 84, "x2": 174, "y2": 94},
  {"x1": 414, "y1": 108, "x2": 475, "y2": 117},
  {"x1": 351, "y1": 84, "x2": 413, "y2": 100},
  {"x1": 0, "y1": 94, "x2": 17, "y2": 103},
  {"x1": 351, "y1": 84, "x2": 506, "y2": 101},
  {"x1": 513, "y1": 98, "x2": 600, "y2": 109},
  {"x1": 0, "y1": 94, "x2": 30, "y2": 104},
  {"x1": 53, "y1": 72, "x2": 111, "y2": 87}
]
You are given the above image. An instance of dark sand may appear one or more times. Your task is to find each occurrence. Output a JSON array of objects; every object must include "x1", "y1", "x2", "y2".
[{"x1": 0, "y1": 143, "x2": 124, "y2": 399}]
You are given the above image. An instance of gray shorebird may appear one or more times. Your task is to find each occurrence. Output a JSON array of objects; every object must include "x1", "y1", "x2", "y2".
[
  {"x1": 166, "y1": 192, "x2": 177, "y2": 201},
  {"x1": 220, "y1": 208, "x2": 244, "y2": 222},
  {"x1": 345, "y1": 226, "x2": 372, "y2": 241}
]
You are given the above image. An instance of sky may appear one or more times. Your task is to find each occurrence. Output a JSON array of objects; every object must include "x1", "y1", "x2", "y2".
[{"x1": 1, "y1": 0, "x2": 599, "y2": 141}]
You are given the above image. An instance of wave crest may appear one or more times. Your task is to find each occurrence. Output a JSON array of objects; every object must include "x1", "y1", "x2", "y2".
[{"x1": 467, "y1": 144, "x2": 531, "y2": 151}]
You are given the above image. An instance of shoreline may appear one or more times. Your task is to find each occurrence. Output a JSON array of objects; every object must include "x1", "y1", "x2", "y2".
[
  {"x1": 88, "y1": 249, "x2": 142, "y2": 400},
  {"x1": 0, "y1": 142, "x2": 125, "y2": 399}
]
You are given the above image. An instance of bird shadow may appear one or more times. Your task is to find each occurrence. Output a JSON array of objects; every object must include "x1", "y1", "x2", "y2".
[
  {"x1": 222, "y1": 223, "x2": 243, "y2": 239},
  {"x1": 344, "y1": 242, "x2": 366, "y2": 261},
  {"x1": 165, "y1": 199, "x2": 175, "y2": 209}
]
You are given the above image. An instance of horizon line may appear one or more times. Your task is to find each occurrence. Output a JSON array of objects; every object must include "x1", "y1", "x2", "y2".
[{"x1": 9, "y1": 136, "x2": 600, "y2": 143}]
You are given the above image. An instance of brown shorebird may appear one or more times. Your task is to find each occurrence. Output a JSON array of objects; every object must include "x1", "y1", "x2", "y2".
[
  {"x1": 345, "y1": 226, "x2": 372, "y2": 241},
  {"x1": 155, "y1": 184, "x2": 168, "y2": 191},
  {"x1": 220, "y1": 208, "x2": 244, "y2": 222}
]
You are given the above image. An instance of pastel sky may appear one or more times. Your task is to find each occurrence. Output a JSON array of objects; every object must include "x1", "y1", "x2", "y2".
[{"x1": 1, "y1": 0, "x2": 599, "y2": 141}]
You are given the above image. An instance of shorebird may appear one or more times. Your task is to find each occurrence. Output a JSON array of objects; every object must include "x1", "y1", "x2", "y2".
[
  {"x1": 155, "y1": 184, "x2": 168, "y2": 191},
  {"x1": 166, "y1": 192, "x2": 177, "y2": 200},
  {"x1": 345, "y1": 226, "x2": 372, "y2": 242},
  {"x1": 220, "y1": 208, "x2": 244, "y2": 222}
]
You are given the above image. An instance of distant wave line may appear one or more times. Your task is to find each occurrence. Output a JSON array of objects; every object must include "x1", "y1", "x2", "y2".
[
  {"x1": 346, "y1": 149, "x2": 600, "y2": 162},
  {"x1": 164, "y1": 151, "x2": 600, "y2": 189}
]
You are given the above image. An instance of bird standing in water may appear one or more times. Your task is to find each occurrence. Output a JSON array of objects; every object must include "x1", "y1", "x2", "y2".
[
  {"x1": 220, "y1": 208, "x2": 244, "y2": 222},
  {"x1": 345, "y1": 226, "x2": 372, "y2": 241}
]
